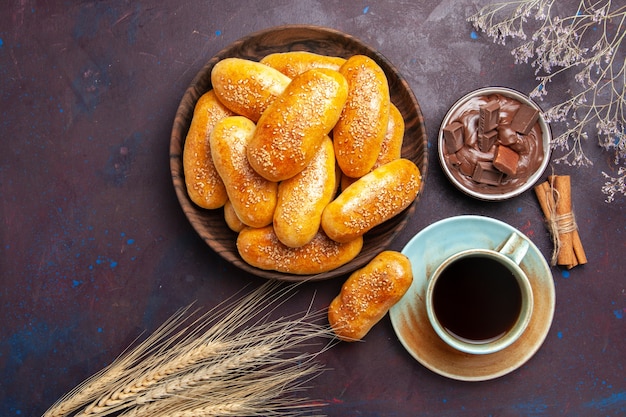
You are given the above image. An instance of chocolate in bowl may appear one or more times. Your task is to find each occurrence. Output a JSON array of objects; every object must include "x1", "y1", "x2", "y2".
[{"x1": 438, "y1": 87, "x2": 551, "y2": 201}]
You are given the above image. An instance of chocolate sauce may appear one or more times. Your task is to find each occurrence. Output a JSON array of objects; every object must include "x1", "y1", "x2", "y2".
[{"x1": 442, "y1": 94, "x2": 545, "y2": 195}]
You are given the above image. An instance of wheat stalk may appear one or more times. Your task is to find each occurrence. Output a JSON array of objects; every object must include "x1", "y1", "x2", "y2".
[
  {"x1": 118, "y1": 350, "x2": 326, "y2": 417},
  {"x1": 72, "y1": 283, "x2": 299, "y2": 416},
  {"x1": 42, "y1": 281, "x2": 335, "y2": 417},
  {"x1": 42, "y1": 304, "x2": 200, "y2": 417}
]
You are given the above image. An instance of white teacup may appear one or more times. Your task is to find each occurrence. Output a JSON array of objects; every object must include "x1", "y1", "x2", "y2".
[{"x1": 425, "y1": 232, "x2": 533, "y2": 355}]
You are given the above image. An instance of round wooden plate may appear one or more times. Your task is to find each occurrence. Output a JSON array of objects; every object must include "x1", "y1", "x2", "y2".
[{"x1": 170, "y1": 25, "x2": 428, "y2": 281}]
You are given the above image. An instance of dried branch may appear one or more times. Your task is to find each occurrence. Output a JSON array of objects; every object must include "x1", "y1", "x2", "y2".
[{"x1": 469, "y1": 0, "x2": 626, "y2": 201}]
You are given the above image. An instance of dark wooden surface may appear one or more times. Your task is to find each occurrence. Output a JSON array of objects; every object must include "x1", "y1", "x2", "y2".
[{"x1": 1, "y1": 1, "x2": 624, "y2": 416}]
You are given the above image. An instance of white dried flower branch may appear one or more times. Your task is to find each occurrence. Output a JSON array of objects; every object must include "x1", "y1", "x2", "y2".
[
  {"x1": 602, "y1": 166, "x2": 626, "y2": 202},
  {"x1": 469, "y1": 0, "x2": 626, "y2": 201}
]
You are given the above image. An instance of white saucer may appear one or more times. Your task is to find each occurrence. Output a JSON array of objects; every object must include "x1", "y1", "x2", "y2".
[{"x1": 389, "y1": 215, "x2": 555, "y2": 381}]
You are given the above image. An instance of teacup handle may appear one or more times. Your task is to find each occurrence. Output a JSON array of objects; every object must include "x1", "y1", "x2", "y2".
[{"x1": 498, "y1": 232, "x2": 530, "y2": 265}]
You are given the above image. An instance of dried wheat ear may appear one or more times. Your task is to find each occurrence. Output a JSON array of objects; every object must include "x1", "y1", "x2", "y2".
[{"x1": 43, "y1": 281, "x2": 336, "y2": 417}]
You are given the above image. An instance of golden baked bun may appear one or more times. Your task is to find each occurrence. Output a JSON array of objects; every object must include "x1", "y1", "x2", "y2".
[
  {"x1": 273, "y1": 135, "x2": 337, "y2": 248},
  {"x1": 260, "y1": 51, "x2": 346, "y2": 78},
  {"x1": 333, "y1": 55, "x2": 390, "y2": 178},
  {"x1": 373, "y1": 103, "x2": 404, "y2": 169},
  {"x1": 211, "y1": 57, "x2": 291, "y2": 122},
  {"x1": 338, "y1": 103, "x2": 405, "y2": 191},
  {"x1": 223, "y1": 199, "x2": 245, "y2": 233},
  {"x1": 321, "y1": 158, "x2": 421, "y2": 243},
  {"x1": 210, "y1": 116, "x2": 277, "y2": 228},
  {"x1": 247, "y1": 68, "x2": 349, "y2": 182},
  {"x1": 328, "y1": 251, "x2": 413, "y2": 341},
  {"x1": 236, "y1": 226, "x2": 363, "y2": 275},
  {"x1": 182, "y1": 90, "x2": 234, "y2": 209}
]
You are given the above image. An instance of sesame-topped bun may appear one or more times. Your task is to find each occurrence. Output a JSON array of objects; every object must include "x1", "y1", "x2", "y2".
[
  {"x1": 273, "y1": 135, "x2": 337, "y2": 248},
  {"x1": 328, "y1": 251, "x2": 413, "y2": 341},
  {"x1": 260, "y1": 51, "x2": 347, "y2": 78},
  {"x1": 211, "y1": 57, "x2": 291, "y2": 122},
  {"x1": 333, "y1": 55, "x2": 391, "y2": 178},
  {"x1": 210, "y1": 116, "x2": 278, "y2": 228},
  {"x1": 236, "y1": 225, "x2": 363, "y2": 275},
  {"x1": 247, "y1": 68, "x2": 349, "y2": 182},
  {"x1": 182, "y1": 90, "x2": 234, "y2": 210},
  {"x1": 321, "y1": 158, "x2": 421, "y2": 243}
]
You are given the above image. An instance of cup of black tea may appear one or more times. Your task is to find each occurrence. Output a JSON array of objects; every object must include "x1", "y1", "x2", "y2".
[{"x1": 425, "y1": 232, "x2": 534, "y2": 355}]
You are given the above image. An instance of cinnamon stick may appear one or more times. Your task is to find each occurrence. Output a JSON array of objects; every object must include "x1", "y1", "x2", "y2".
[
  {"x1": 534, "y1": 181, "x2": 560, "y2": 266},
  {"x1": 534, "y1": 175, "x2": 587, "y2": 269},
  {"x1": 550, "y1": 175, "x2": 576, "y2": 267},
  {"x1": 572, "y1": 230, "x2": 587, "y2": 266},
  {"x1": 534, "y1": 181, "x2": 552, "y2": 222}
]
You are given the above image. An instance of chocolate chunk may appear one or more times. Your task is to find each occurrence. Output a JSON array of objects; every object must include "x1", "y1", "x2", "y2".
[
  {"x1": 479, "y1": 100, "x2": 500, "y2": 133},
  {"x1": 472, "y1": 161, "x2": 503, "y2": 185},
  {"x1": 511, "y1": 104, "x2": 540, "y2": 135},
  {"x1": 443, "y1": 121, "x2": 464, "y2": 154},
  {"x1": 493, "y1": 145, "x2": 520, "y2": 176},
  {"x1": 478, "y1": 130, "x2": 498, "y2": 152}
]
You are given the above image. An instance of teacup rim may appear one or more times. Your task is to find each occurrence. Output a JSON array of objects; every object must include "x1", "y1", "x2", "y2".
[{"x1": 425, "y1": 248, "x2": 535, "y2": 355}]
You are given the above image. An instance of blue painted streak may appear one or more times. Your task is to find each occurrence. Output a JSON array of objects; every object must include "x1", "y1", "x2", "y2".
[
  {"x1": 585, "y1": 391, "x2": 626, "y2": 413},
  {"x1": 512, "y1": 398, "x2": 549, "y2": 416}
]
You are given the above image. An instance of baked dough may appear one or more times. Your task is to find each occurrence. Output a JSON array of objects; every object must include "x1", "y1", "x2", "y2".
[
  {"x1": 210, "y1": 116, "x2": 277, "y2": 228},
  {"x1": 211, "y1": 57, "x2": 291, "y2": 122},
  {"x1": 321, "y1": 158, "x2": 421, "y2": 243},
  {"x1": 236, "y1": 226, "x2": 363, "y2": 275},
  {"x1": 260, "y1": 51, "x2": 346, "y2": 78},
  {"x1": 223, "y1": 199, "x2": 245, "y2": 233},
  {"x1": 339, "y1": 102, "x2": 405, "y2": 191},
  {"x1": 247, "y1": 68, "x2": 348, "y2": 182},
  {"x1": 182, "y1": 90, "x2": 234, "y2": 209},
  {"x1": 333, "y1": 55, "x2": 390, "y2": 178},
  {"x1": 328, "y1": 251, "x2": 413, "y2": 341},
  {"x1": 373, "y1": 103, "x2": 404, "y2": 170},
  {"x1": 273, "y1": 136, "x2": 337, "y2": 248}
]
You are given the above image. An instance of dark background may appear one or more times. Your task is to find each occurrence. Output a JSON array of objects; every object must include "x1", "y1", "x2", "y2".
[{"x1": 1, "y1": 1, "x2": 624, "y2": 416}]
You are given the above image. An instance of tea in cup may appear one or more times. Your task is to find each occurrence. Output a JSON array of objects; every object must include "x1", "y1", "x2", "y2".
[{"x1": 425, "y1": 232, "x2": 533, "y2": 355}]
